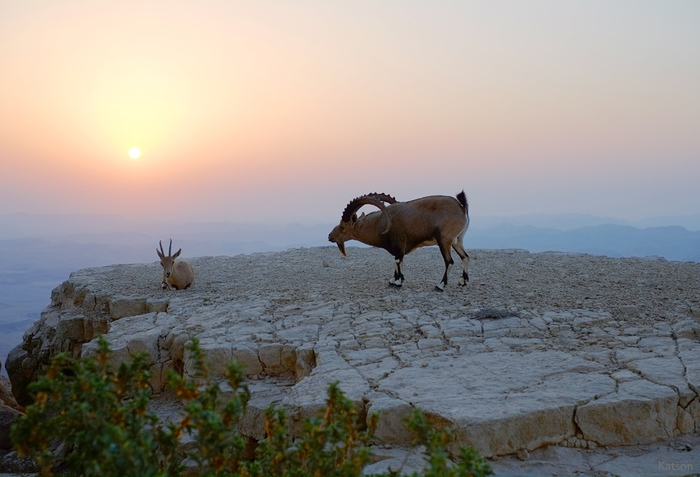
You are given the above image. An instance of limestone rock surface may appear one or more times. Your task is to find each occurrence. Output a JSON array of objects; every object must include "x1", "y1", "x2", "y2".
[{"x1": 6, "y1": 246, "x2": 700, "y2": 461}]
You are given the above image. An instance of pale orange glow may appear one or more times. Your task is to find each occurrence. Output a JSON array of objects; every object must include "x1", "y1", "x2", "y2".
[{"x1": 1, "y1": 2, "x2": 699, "y2": 222}]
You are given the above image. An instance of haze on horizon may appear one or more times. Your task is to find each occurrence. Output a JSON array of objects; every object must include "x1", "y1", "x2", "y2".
[{"x1": 1, "y1": 1, "x2": 699, "y2": 225}]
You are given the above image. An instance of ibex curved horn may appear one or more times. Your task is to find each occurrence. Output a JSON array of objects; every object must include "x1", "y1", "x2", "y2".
[
  {"x1": 367, "y1": 193, "x2": 398, "y2": 205},
  {"x1": 342, "y1": 194, "x2": 392, "y2": 234}
]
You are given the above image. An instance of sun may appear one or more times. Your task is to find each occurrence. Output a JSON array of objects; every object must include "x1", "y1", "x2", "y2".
[{"x1": 128, "y1": 147, "x2": 141, "y2": 159}]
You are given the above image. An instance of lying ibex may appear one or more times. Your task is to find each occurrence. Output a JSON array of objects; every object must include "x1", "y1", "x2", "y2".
[
  {"x1": 156, "y1": 239, "x2": 195, "y2": 290},
  {"x1": 328, "y1": 191, "x2": 470, "y2": 291}
]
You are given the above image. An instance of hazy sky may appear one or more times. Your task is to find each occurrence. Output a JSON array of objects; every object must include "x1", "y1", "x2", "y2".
[{"x1": 1, "y1": 1, "x2": 698, "y2": 223}]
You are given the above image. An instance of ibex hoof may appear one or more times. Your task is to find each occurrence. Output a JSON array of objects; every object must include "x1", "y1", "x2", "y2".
[{"x1": 434, "y1": 286, "x2": 445, "y2": 292}]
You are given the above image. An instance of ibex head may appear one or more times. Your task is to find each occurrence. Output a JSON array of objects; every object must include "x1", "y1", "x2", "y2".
[{"x1": 328, "y1": 193, "x2": 395, "y2": 256}]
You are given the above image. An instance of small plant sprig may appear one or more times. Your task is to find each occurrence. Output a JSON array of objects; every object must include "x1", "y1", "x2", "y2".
[
  {"x1": 166, "y1": 337, "x2": 251, "y2": 476},
  {"x1": 400, "y1": 409, "x2": 493, "y2": 477},
  {"x1": 245, "y1": 382, "x2": 378, "y2": 477}
]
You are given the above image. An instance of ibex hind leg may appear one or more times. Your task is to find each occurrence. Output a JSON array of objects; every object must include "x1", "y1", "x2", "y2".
[
  {"x1": 435, "y1": 241, "x2": 454, "y2": 292},
  {"x1": 452, "y1": 241, "x2": 470, "y2": 286}
]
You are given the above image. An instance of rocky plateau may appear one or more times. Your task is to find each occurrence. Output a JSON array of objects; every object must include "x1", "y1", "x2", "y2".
[{"x1": 3, "y1": 246, "x2": 700, "y2": 475}]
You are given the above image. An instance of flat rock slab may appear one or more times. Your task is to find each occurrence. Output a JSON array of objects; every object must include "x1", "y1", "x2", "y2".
[
  {"x1": 489, "y1": 433, "x2": 700, "y2": 477},
  {"x1": 8, "y1": 247, "x2": 700, "y2": 462}
]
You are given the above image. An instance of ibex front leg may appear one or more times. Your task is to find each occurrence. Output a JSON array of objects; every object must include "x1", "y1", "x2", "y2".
[
  {"x1": 389, "y1": 256, "x2": 405, "y2": 287},
  {"x1": 161, "y1": 272, "x2": 171, "y2": 290}
]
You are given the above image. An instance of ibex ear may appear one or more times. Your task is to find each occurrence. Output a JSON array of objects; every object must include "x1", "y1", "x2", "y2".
[
  {"x1": 350, "y1": 213, "x2": 357, "y2": 225},
  {"x1": 156, "y1": 249, "x2": 164, "y2": 259},
  {"x1": 173, "y1": 249, "x2": 182, "y2": 259}
]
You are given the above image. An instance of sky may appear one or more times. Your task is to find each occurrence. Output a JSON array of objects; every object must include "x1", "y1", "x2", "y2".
[{"x1": 1, "y1": 1, "x2": 699, "y2": 224}]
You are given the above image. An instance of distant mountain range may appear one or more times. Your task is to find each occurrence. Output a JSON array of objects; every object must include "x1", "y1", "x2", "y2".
[
  {"x1": 470, "y1": 212, "x2": 700, "y2": 231},
  {"x1": 468, "y1": 223, "x2": 700, "y2": 262},
  {"x1": 1, "y1": 213, "x2": 698, "y2": 267}
]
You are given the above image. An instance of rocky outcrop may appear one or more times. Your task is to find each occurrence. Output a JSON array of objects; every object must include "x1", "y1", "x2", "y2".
[
  {"x1": 5, "y1": 263, "x2": 169, "y2": 405},
  {"x1": 6, "y1": 247, "x2": 700, "y2": 459},
  {"x1": 0, "y1": 373, "x2": 21, "y2": 452},
  {"x1": 0, "y1": 358, "x2": 31, "y2": 473}
]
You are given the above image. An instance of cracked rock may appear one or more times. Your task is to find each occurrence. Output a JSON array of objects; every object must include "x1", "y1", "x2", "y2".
[{"x1": 6, "y1": 247, "x2": 700, "y2": 460}]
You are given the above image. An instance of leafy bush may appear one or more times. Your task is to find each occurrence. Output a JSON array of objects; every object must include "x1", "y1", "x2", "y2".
[
  {"x1": 11, "y1": 336, "x2": 173, "y2": 476},
  {"x1": 12, "y1": 336, "x2": 492, "y2": 477}
]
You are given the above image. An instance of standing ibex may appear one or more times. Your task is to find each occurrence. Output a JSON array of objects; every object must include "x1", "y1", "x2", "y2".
[
  {"x1": 156, "y1": 239, "x2": 195, "y2": 290},
  {"x1": 328, "y1": 191, "x2": 470, "y2": 291}
]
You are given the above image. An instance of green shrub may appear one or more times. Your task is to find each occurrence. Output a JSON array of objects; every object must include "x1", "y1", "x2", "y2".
[{"x1": 12, "y1": 336, "x2": 492, "y2": 477}]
